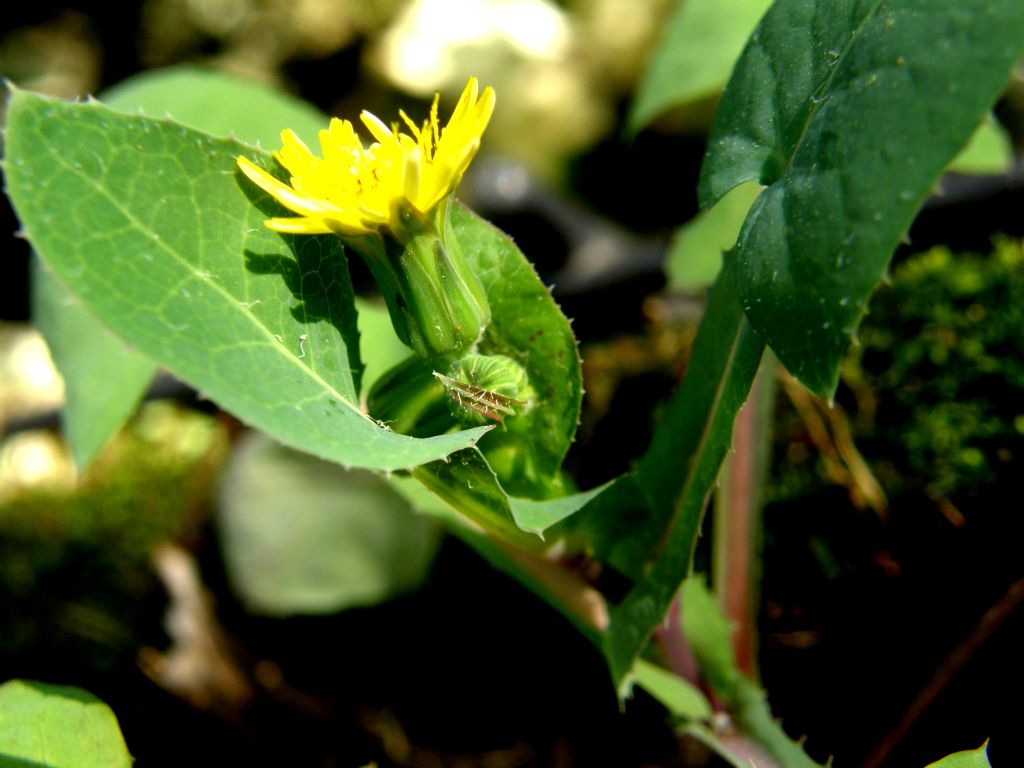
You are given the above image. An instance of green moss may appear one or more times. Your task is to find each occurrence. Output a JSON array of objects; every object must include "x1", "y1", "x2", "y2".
[
  {"x1": 771, "y1": 238, "x2": 1024, "y2": 514},
  {"x1": 851, "y1": 239, "x2": 1024, "y2": 505}
]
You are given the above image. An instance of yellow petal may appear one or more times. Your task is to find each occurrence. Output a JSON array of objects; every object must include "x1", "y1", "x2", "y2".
[
  {"x1": 360, "y1": 111, "x2": 396, "y2": 148},
  {"x1": 237, "y1": 156, "x2": 338, "y2": 219},
  {"x1": 237, "y1": 77, "x2": 494, "y2": 238},
  {"x1": 403, "y1": 146, "x2": 422, "y2": 205},
  {"x1": 265, "y1": 216, "x2": 334, "y2": 235}
]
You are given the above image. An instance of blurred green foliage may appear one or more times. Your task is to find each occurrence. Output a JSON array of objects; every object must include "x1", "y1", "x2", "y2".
[{"x1": 0, "y1": 403, "x2": 228, "y2": 670}]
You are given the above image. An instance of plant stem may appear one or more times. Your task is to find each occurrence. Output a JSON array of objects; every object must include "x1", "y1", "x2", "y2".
[{"x1": 713, "y1": 355, "x2": 775, "y2": 680}]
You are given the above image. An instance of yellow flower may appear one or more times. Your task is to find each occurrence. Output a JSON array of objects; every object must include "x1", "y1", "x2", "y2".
[{"x1": 236, "y1": 77, "x2": 495, "y2": 238}]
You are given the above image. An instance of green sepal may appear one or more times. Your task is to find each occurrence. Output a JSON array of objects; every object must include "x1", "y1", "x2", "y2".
[{"x1": 355, "y1": 198, "x2": 491, "y2": 362}]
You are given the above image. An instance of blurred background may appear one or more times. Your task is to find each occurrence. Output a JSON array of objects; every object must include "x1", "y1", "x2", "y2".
[{"x1": 2, "y1": 1, "x2": 1024, "y2": 766}]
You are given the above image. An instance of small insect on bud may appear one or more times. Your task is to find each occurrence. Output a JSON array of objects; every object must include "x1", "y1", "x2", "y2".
[{"x1": 434, "y1": 353, "x2": 534, "y2": 426}]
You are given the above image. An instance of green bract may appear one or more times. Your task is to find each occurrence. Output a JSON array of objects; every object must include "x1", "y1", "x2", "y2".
[{"x1": 350, "y1": 200, "x2": 492, "y2": 362}]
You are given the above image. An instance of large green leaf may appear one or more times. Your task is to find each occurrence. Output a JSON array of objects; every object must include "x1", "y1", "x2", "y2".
[
  {"x1": 699, "y1": 0, "x2": 1024, "y2": 397},
  {"x1": 32, "y1": 256, "x2": 155, "y2": 468},
  {"x1": 217, "y1": 433, "x2": 441, "y2": 615},
  {"x1": 564, "y1": 269, "x2": 764, "y2": 687},
  {"x1": 605, "y1": 269, "x2": 763, "y2": 687},
  {"x1": 451, "y1": 205, "x2": 582, "y2": 494},
  {"x1": 5, "y1": 89, "x2": 488, "y2": 471},
  {"x1": 640, "y1": 269, "x2": 763, "y2": 551},
  {"x1": 30, "y1": 67, "x2": 337, "y2": 469},
  {"x1": 0, "y1": 680, "x2": 133, "y2": 768},
  {"x1": 101, "y1": 65, "x2": 327, "y2": 148},
  {"x1": 628, "y1": 0, "x2": 772, "y2": 134}
]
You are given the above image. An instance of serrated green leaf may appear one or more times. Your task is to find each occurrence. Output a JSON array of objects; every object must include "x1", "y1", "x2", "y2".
[
  {"x1": 32, "y1": 256, "x2": 155, "y2": 468},
  {"x1": 629, "y1": 0, "x2": 772, "y2": 134},
  {"x1": 730, "y1": 673, "x2": 824, "y2": 767},
  {"x1": 508, "y1": 481, "x2": 613, "y2": 536},
  {"x1": 30, "y1": 67, "x2": 336, "y2": 470},
  {"x1": 217, "y1": 432, "x2": 441, "y2": 615},
  {"x1": 413, "y1": 447, "x2": 533, "y2": 548},
  {"x1": 630, "y1": 267, "x2": 762, "y2": 560},
  {"x1": 376, "y1": 202, "x2": 582, "y2": 533},
  {"x1": 5, "y1": 89, "x2": 488, "y2": 471},
  {"x1": 925, "y1": 742, "x2": 991, "y2": 768},
  {"x1": 564, "y1": 269, "x2": 763, "y2": 686},
  {"x1": 667, "y1": 182, "x2": 761, "y2": 291},
  {"x1": 679, "y1": 577, "x2": 740, "y2": 696},
  {"x1": 452, "y1": 205, "x2": 582, "y2": 494},
  {"x1": 0, "y1": 680, "x2": 133, "y2": 768},
  {"x1": 101, "y1": 65, "x2": 327, "y2": 148},
  {"x1": 104, "y1": 71, "x2": 421, "y2": 451},
  {"x1": 359, "y1": 204, "x2": 582, "y2": 540},
  {"x1": 699, "y1": 0, "x2": 1024, "y2": 397}
]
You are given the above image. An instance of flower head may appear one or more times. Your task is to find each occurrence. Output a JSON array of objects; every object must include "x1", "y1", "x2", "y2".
[
  {"x1": 237, "y1": 77, "x2": 495, "y2": 238},
  {"x1": 236, "y1": 78, "x2": 495, "y2": 362}
]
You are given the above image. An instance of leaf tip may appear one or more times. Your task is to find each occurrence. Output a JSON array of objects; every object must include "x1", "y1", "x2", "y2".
[{"x1": 615, "y1": 673, "x2": 636, "y2": 706}]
